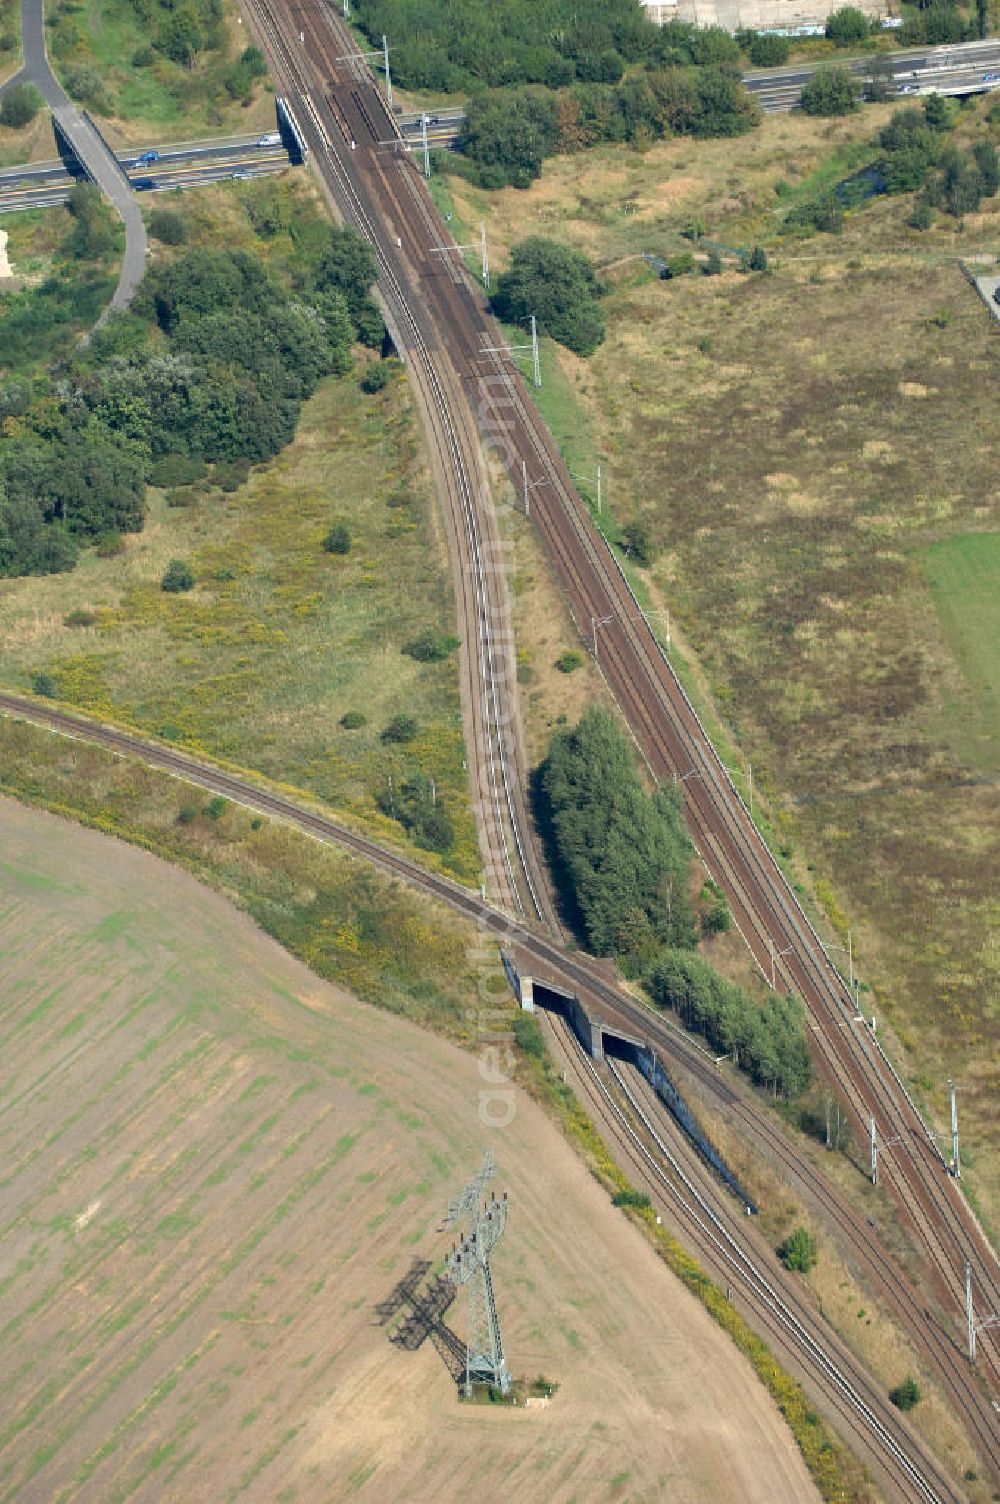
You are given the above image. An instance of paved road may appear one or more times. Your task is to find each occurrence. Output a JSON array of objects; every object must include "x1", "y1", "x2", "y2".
[{"x1": 2, "y1": 0, "x2": 146, "y2": 311}]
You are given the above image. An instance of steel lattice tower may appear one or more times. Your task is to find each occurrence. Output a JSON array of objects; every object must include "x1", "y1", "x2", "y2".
[{"x1": 444, "y1": 1149, "x2": 511, "y2": 1396}]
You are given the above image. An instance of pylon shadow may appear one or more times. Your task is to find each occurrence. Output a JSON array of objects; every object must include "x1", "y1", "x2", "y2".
[{"x1": 375, "y1": 1257, "x2": 465, "y2": 1384}]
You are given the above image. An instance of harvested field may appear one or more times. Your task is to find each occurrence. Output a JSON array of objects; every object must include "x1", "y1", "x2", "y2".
[{"x1": 0, "y1": 798, "x2": 819, "y2": 1503}]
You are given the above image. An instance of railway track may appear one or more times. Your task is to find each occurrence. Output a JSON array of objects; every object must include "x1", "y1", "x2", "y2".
[
  {"x1": 3, "y1": 691, "x2": 998, "y2": 1490},
  {"x1": 14, "y1": 0, "x2": 994, "y2": 1486},
  {"x1": 243, "y1": 0, "x2": 552, "y2": 932},
  {"x1": 269, "y1": 0, "x2": 1000, "y2": 1421},
  {"x1": 548, "y1": 1013, "x2": 968, "y2": 1503}
]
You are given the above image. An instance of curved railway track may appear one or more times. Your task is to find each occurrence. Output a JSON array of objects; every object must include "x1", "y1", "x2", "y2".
[
  {"x1": 11, "y1": 0, "x2": 995, "y2": 1487},
  {"x1": 246, "y1": 0, "x2": 551, "y2": 930},
  {"x1": 3, "y1": 691, "x2": 997, "y2": 1490},
  {"x1": 277, "y1": 0, "x2": 1000, "y2": 1424}
]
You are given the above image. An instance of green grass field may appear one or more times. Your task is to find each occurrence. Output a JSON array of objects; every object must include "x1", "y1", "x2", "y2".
[{"x1": 924, "y1": 533, "x2": 1000, "y2": 774}]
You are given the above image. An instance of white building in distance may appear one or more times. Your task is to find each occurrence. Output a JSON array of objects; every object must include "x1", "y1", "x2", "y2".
[{"x1": 640, "y1": 0, "x2": 886, "y2": 30}]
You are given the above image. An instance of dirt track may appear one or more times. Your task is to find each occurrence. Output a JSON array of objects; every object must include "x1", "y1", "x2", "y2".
[{"x1": 0, "y1": 797, "x2": 818, "y2": 1503}]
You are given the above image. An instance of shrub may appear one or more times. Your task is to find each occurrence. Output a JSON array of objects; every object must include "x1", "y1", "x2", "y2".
[
  {"x1": 214, "y1": 458, "x2": 251, "y2": 492},
  {"x1": 700, "y1": 885, "x2": 731, "y2": 935},
  {"x1": 782, "y1": 194, "x2": 844, "y2": 236},
  {"x1": 889, "y1": 1377, "x2": 921, "y2": 1411},
  {"x1": 63, "y1": 64, "x2": 113, "y2": 113},
  {"x1": 381, "y1": 713, "x2": 417, "y2": 743},
  {"x1": 64, "y1": 608, "x2": 97, "y2": 627},
  {"x1": 204, "y1": 795, "x2": 227, "y2": 820},
  {"x1": 403, "y1": 628, "x2": 458, "y2": 662},
  {"x1": 0, "y1": 84, "x2": 43, "y2": 130},
  {"x1": 30, "y1": 671, "x2": 57, "y2": 697},
  {"x1": 512, "y1": 1011, "x2": 545, "y2": 1057},
  {"x1": 659, "y1": 251, "x2": 696, "y2": 279},
  {"x1": 745, "y1": 245, "x2": 769, "y2": 270},
  {"x1": 132, "y1": 45, "x2": 155, "y2": 67},
  {"x1": 825, "y1": 6, "x2": 870, "y2": 45},
  {"x1": 240, "y1": 45, "x2": 267, "y2": 78},
  {"x1": 340, "y1": 710, "x2": 367, "y2": 729},
  {"x1": 612, "y1": 1188, "x2": 652, "y2": 1208},
  {"x1": 908, "y1": 200, "x2": 934, "y2": 230},
  {"x1": 780, "y1": 1227, "x2": 817, "y2": 1273},
  {"x1": 149, "y1": 210, "x2": 189, "y2": 246},
  {"x1": 177, "y1": 803, "x2": 198, "y2": 825},
  {"x1": 166, "y1": 488, "x2": 197, "y2": 509},
  {"x1": 150, "y1": 453, "x2": 206, "y2": 487},
  {"x1": 747, "y1": 32, "x2": 790, "y2": 67},
  {"x1": 323, "y1": 522, "x2": 351, "y2": 555},
  {"x1": 800, "y1": 67, "x2": 861, "y2": 117},
  {"x1": 161, "y1": 559, "x2": 195, "y2": 593},
  {"x1": 95, "y1": 530, "x2": 125, "y2": 557},
  {"x1": 555, "y1": 649, "x2": 584, "y2": 674},
  {"x1": 702, "y1": 251, "x2": 724, "y2": 275},
  {"x1": 622, "y1": 519, "x2": 652, "y2": 566},
  {"x1": 360, "y1": 361, "x2": 391, "y2": 394}
]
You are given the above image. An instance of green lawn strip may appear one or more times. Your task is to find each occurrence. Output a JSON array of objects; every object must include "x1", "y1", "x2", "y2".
[{"x1": 923, "y1": 532, "x2": 1000, "y2": 774}]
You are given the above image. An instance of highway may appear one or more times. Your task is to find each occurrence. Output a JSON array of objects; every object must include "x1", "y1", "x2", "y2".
[
  {"x1": 1, "y1": 689, "x2": 996, "y2": 1499},
  {"x1": 224, "y1": 0, "x2": 1000, "y2": 1490},
  {"x1": 0, "y1": 137, "x2": 294, "y2": 215},
  {"x1": 745, "y1": 36, "x2": 1000, "y2": 109},
  {"x1": 1, "y1": 0, "x2": 146, "y2": 307}
]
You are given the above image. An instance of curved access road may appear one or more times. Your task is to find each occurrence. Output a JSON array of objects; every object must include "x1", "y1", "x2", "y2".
[
  {"x1": 0, "y1": 690, "x2": 996, "y2": 1497},
  {"x1": 1, "y1": 0, "x2": 146, "y2": 311}
]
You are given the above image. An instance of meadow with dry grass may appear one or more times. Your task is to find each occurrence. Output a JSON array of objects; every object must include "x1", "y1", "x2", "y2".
[
  {"x1": 441, "y1": 97, "x2": 1000, "y2": 1239},
  {"x1": 0, "y1": 178, "x2": 480, "y2": 880}
]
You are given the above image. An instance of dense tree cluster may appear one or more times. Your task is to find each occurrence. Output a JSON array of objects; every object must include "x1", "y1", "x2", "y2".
[
  {"x1": 492, "y1": 238, "x2": 606, "y2": 357},
  {"x1": 650, "y1": 949, "x2": 813, "y2": 1098},
  {"x1": 0, "y1": 82, "x2": 42, "y2": 129},
  {"x1": 824, "y1": 5, "x2": 871, "y2": 45},
  {"x1": 874, "y1": 97, "x2": 998, "y2": 218},
  {"x1": 540, "y1": 707, "x2": 695, "y2": 959},
  {"x1": 799, "y1": 66, "x2": 861, "y2": 117},
  {"x1": 898, "y1": 0, "x2": 970, "y2": 46},
  {"x1": 781, "y1": 192, "x2": 844, "y2": 237},
  {"x1": 0, "y1": 228, "x2": 382, "y2": 578},
  {"x1": 353, "y1": 0, "x2": 656, "y2": 92},
  {"x1": 454, "y1": 69, "x2": 760, "y2": 187}
]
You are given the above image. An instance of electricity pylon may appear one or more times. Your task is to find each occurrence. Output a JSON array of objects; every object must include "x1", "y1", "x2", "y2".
[{"x1": 444, "y1": 1149, "x2": 511, "y2": 1395}]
